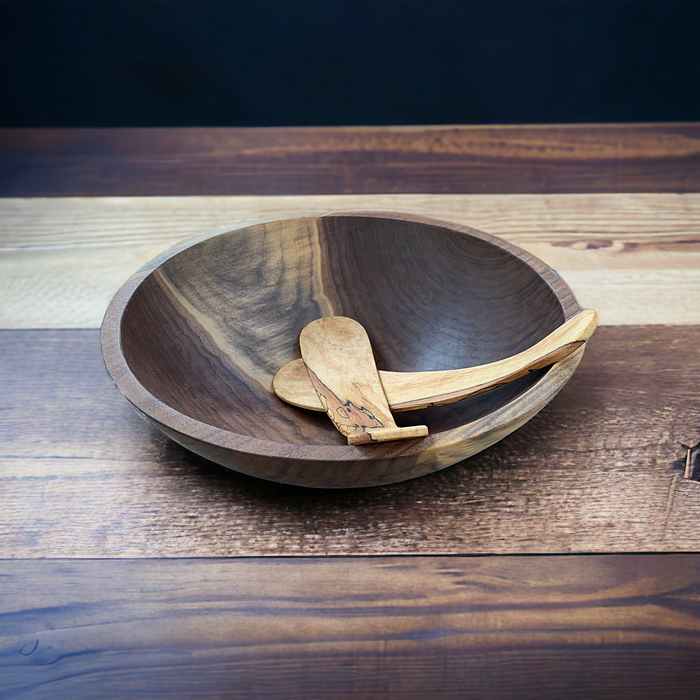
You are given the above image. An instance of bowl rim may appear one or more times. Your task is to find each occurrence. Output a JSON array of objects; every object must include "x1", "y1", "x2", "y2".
[{"x1": 101, "y1": 211, "x2": 581, "y2": 463}]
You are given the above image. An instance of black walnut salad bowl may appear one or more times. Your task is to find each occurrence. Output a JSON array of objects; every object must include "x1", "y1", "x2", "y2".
[{"x1": 102, "y1": 212, "x2": 584, "y2": 488}]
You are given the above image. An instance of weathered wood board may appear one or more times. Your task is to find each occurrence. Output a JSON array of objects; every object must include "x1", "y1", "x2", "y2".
[
  {"x1": 1, "y1": 193, "x2": 699, "y2": 328},
  {"x1": 2, "y1": 555, "x2": 700, "y2": 699},
  {"x1": 2, "y1": 327, "x2": 698, "y2": 557}
]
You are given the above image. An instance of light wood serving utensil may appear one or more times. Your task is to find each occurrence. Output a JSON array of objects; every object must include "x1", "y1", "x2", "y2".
[
  {"x1": 276, "y1": 309, "x2": 598, "y2": 413},
  {"x1": 299, "y1": 316, "x2": 429, "y2": 445}
]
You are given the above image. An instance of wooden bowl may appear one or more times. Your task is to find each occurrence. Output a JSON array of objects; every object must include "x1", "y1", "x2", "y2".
[{"x1": 102, "y1": 212, "x2": 582, "y2": 488}]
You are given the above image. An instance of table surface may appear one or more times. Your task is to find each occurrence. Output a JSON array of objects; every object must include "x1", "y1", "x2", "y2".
[{"x1": 2, "y1": 124, "x2": 700, "y2": 698}]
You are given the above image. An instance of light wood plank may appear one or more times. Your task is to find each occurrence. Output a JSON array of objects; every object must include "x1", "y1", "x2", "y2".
[
  {"x1": 1, "y1": 194, "x2": 699, "y2": 328},
  {"x1": 2, "y1": 555, "x2": 700, "y2": 699},
  {"x1": 2, "y1": 328, "x2": 699, "y2": 557}
]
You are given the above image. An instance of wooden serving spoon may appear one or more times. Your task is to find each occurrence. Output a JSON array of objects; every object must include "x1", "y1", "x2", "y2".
[
  {"x1": 276, "y1": 309, "x2": 598, "y2": 413},
  {"x1": 299, "y1": 316, "x2": 429, "y2": 445}
]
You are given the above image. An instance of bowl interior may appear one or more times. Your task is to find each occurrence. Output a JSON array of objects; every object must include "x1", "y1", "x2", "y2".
[{"x1": 119, "y1": 214, "x2": 567, "y2": 446}]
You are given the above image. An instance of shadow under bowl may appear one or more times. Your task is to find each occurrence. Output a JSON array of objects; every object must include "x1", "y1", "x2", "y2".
[{"x1": 102, "y1": 211, "x2": 582, "y2": 488}]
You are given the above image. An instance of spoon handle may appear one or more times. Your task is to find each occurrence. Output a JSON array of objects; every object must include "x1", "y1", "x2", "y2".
[
  {"x1": 275, "y1": 309, "x2": 598, "y2": 413},
  {"x1": 387, "y1": 309, "x2": 598, "y2": 411}
]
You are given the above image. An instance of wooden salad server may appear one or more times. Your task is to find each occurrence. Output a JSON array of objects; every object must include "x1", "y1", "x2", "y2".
[
  {"x1": 276, "y1": 309, "x2": 598, "y2": 413},
  {"x1": 299, "y1": 316, "x2": 429, "y2": 445}
]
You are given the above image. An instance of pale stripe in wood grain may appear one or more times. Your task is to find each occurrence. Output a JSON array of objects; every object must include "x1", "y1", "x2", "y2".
[
  {"x1": 4, "y1": 194, "x2": 700, "y2": 254},
  {"x1": 562, "y1": 269, "x2": 700, "y2": 325},
  {"x1": 1, "y1": 194, "x2": 699, "y2": 328}
]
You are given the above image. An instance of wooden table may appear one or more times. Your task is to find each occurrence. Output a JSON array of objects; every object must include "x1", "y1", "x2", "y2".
[{"x1": 2, "y1": 124, "x2": 700, "y2": 698}]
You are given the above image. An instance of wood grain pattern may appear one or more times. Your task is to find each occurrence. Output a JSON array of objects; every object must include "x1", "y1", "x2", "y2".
[
  {"x1": 3, "y1": 555, "x2": 700, "y2": 699},
  {"x1": 2, "y1": 193, "x2": 699, "y2": 328},
  {"x1": 1, "y1": 124, "x2": 699, "y2": 196},
  {"x1": 276, "y1": 310, "x2": 599, "y2": 412},
  {"x1": 102, "y1": 212, "x2": 579, "y2": 487},
  {"x1": 2, "y1": 326, "x2": 699, "y2": 556},
  {"x1": 3, "y1": 124, "x2": 698, "y2": 693}
]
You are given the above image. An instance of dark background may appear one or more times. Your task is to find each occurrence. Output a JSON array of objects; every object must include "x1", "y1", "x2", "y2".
[{"x1": 1, "y1": 0, "x2": 698, "y2": 127}]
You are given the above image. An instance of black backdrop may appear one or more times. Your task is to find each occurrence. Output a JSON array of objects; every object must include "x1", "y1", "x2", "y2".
[{"x1": 2, "y1": 0, "x2": 698, "y2": 127}]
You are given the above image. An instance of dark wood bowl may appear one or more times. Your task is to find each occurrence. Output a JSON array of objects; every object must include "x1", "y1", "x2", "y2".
[{"x1": 102, "y1": 212, "x2": 582, "y2": 488}]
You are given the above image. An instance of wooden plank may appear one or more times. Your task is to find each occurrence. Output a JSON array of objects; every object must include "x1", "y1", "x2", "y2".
[
  {"x1": 1, "y1": 124, "x2": 699, "y2": 197},
  {"x1": 2, "y1": 555, "x2": 700, "y2": 699},
  {"x1": 2, "y1": 327, "x2": 699, "y2": 557},
  {"x1": 1, "y1": 193, "x2": 699, "y2": 328}
]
